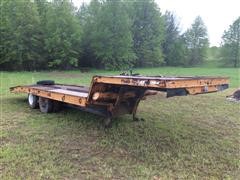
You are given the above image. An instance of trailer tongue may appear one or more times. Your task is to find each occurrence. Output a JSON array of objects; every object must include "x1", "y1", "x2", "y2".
[{"x1": 10, "y1": 75, "x2": 229, "y2": 126}]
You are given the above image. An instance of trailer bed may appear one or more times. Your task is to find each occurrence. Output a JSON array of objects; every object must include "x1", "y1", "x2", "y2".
[{"x1": 10, "y1": 75, "x2": 229, "y2": 125}]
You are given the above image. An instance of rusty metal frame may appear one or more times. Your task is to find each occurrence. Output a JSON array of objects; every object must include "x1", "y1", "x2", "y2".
[
  {"x1": 10, "y1": 86, "x2": 87, "y2": 107},
  {"x1": 92, "y1": 75, "x2": 229, "y2": 94},
  {"x1": 10, "y1": 75, "x2": 229, "y2": 119}
]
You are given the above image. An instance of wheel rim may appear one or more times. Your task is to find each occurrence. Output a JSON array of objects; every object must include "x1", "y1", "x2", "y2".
[{"x1": 28, "y1": 94, "x2": 34, "y2": 105}]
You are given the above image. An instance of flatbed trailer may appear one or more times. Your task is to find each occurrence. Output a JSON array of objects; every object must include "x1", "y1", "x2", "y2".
[{"x1": 10, "y1": 75, "x2": 229, "y2": 126}]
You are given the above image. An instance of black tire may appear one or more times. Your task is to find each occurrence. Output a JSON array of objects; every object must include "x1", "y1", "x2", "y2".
[
  {"x1": 39, "y1": 97, "x2": 53, "y2": 113},
  {"x1": 52, "y1": 101, "x2": 62, "y2": 112},
  {"x1": 28, "y1": 94, "x2": 39, "y2": 109},
  {"x1": 36, "y1": 80, "x2": 55, "y2": 85}
]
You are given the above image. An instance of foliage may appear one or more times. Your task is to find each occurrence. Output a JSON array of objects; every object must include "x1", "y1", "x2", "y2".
[
  {"x1": 183, "y1": 16, "x2": 209, "y2": 66},
  {"x1": 44, "y1": 0, "x2": 82, "y2": 69},
  {"x1": 0, "y1": 0, "x2": 42, "y2": 70},
  {"x1": 131, "y1": 0, "x2": 165, "y2": 67},
  {"x1": 89, "y1": 0, "x2": 136, "y2": 70},
  {"x1": 0, "y1": 0, "x2": 222, "y2": 70},
  {"x1": 220, "y1": 17, "x2": 240, "y2": 67},
  {"x1": 162, "y1": 11, "x2": 186, "y2": 66},
  {"x1": 76, "y1": 0, "x2": 101, "y2": 67},
  {"x1": 208, "y1": 46, "x2": 220, "y2": 59},
  {"x1": 0, "y1": 0, "x2": 82, "y2": 70}
]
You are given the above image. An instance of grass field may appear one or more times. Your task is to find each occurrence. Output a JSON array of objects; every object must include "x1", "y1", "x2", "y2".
[{"x1": 1, "y1": 67, "x2": 239, "y2": 179}]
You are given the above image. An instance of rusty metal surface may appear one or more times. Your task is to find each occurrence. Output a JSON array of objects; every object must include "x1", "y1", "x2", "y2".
[
  {"x1": 12, "y1": 84, "x2": 90, "y2": 95},
  {"x1": 10, "y1": 85, "x2": 88, "y2": 107},
  {"x1": 93, "y1": 75, "x2": 229, "y2": 90},
  {"x1": 10, "y1": 75, "x2": 230, "y2": 119},
  {"x1": 48, "y1": 89, "x2": 88, "y2": 98},
  {"x1": 96, "y1": 75, "x2": 229, "y2": 80}
]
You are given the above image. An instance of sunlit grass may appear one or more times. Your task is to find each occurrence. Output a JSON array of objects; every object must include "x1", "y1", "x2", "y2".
[{"x1": 0, "y1": 67, "x2": 239, "y2": 179}]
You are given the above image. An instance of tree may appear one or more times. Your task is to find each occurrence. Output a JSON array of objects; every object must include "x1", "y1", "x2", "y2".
[
  {"x1": 86, "y1": 0, "x2": 136, "y2": 70},
  {"x1": 131, "y1": 0, "x2": 165, "y2": 67},
  {"x1": 0, "y1": 0, "x2": 42, "y2": 70},
  {"x1": 220, "y1": 17, "x2": 240, "y2": 67},
  {"x1": 44, "y1": 0, "x2": 82, "y2": 69},
  {"x1": 183, "y1": 16, "x2": 209, "y2": 66},
  {"x1": 34, "y1": 0, "x2": 50, "y2": 69},
  {"x1": 162, "y1": 11, "x2": 186, "y2": 66},
  {"x1": 77, "y1": 0, "x2": 102, "y2": 67},
  {"x1": 204, "y1": 46, "x2": 221, "y2": 67}
]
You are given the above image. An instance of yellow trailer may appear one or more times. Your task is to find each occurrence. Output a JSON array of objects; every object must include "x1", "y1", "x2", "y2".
[{"x1": 10, "y1": 75, "x2": 229, "y2": 127}]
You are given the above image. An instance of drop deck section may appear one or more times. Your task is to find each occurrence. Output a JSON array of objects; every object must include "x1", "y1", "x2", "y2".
[{"x1": 10, "y1": 75, "x2": 229, "y2": 122}]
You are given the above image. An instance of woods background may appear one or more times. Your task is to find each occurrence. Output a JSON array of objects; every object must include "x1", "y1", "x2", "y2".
[{"x1": 0, "y1": 0, "x2": 239, "y2": 71}]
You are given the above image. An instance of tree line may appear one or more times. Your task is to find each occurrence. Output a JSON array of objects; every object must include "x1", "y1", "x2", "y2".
[{"x1": 0, "y1": 0, "x2": 239, "y2": 71}]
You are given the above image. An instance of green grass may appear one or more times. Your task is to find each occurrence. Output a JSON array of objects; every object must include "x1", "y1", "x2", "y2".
[{"x1": 1, "y1": 67, "x2": 239, "y2": 179}]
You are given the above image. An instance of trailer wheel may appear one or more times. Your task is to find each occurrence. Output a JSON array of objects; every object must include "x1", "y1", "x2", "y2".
[
  {"x1": 39, "y1": 97, "x2": 53, "y2": 113},
  {"x1": 53, "y1": 101, "x2": 62, "y2": 112},
  {"x1": 28, "y1": 94, "x2": 39, "y2": 109}
]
